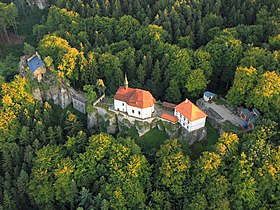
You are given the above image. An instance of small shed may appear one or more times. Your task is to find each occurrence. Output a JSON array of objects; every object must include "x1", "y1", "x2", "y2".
[
  {"x1": 161, "y1": 113, "x2": 178, "y2": 124},
  {"x1": 240, "y1": 108, "x2": 251, "y2": 121},
  {"x1": 162, "y1": 102, "x2": 176, "y2": 111},
  {"x1": 27, "y1": 52, "x2": 46, "y2": 82},
  {"x1": 203, "y1": 91, "x2": 216, "y2": 102},
  {"x1": 248, "y1": 117, "x2": 256, "y2": 130}
]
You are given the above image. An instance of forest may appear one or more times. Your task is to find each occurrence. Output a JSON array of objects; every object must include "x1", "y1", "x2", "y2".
[{"x1": 0, "y1": 0, "x2": 279, "y2": 209}]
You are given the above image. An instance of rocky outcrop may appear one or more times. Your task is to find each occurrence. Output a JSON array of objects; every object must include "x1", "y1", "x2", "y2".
[
  {"x1": 135, "y1": 120, "x2": 151, "y2": 136},
  {"x1": 103, "y1": 111, "x2": 118, "y2": 135},
  {"x1": 49, "y1": 85, "x2": 59, "y2": 105},
  {"x1": 58, "y1": 86, "x2": 72, "y2": 109},
  {"x1": 32, "y1": 88, "x2": 42, "y2": 102},
  {"x1": 157, "y1": 120, "x2": 180, "y2": 139},
  {"x1": 26, "y1": 0, "x2": 48, "y2": 9},
  {"x1": 87, "y1": 109, "x2": 99, "y2": 129},
  {"x1": 181, "y1": 127, "x2": 207, "y2": 145}
]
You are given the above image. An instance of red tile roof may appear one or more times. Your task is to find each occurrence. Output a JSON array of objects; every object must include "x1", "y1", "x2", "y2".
[
  {"x1": 161, "y1": 113, "x2": 178, "y2": 123},
  {"x1": 114, "y1": 86, "x2": 155, "y2": 109},
  {"x1": 175, "y1": 99, "x2": 207, "y2": 121}
]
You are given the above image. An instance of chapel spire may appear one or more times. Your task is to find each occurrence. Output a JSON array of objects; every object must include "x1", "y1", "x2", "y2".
[{"x1": 124, "y1": 73, "x2": 129, "y2": 89}]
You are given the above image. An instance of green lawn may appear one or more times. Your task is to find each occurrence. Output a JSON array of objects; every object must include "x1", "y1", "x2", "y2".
[
  {"x1": 135, "y1": 128, "x2": 168, "y2": 163},
  {"x1": 103, "y1": 96, "x2": 114, "y2": 104},
  {"x1": 189, "y1": 121, "x2": 219, "y2": 159}
]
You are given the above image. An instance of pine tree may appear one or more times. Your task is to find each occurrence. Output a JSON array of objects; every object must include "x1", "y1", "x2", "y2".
[{"x1": 137, "y1": 64, "x2": 145, "y2": 86}]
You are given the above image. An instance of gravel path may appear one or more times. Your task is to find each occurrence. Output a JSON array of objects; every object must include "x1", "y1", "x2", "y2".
[{"x1": 199, "y1": 99, "x2": 244, "y2": 126}]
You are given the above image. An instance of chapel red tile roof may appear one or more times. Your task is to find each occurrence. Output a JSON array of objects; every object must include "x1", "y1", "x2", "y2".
[
  {"x1": 175, "y1": 99, "x2": 207, "y2": 122},
  {"x1": 114, "y1": 86, "x2": 155, "y2": 109},
  {"x1": 161, "y1": 113, "x2": 178, "y2": 123}
]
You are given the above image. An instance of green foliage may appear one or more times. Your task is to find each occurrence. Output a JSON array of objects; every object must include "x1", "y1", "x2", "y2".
[
  {"x1": 83, "y1": 85, "x2": 97, "y2": 104},
  {"x1": 226, "y1": 66, "x2": 258, "y2": 106},
  {"x1": 165, "y1": 79, "x2": 182, "y2": 104},
  {"x1": 23, "y1": 43, "x2": 35, "y2": 56},
  {"x1": 0, "y1": 1, "x2": 279, "y2": 210},
  {"x1": 75, "y1": 134, "x2": 151, "y2": 209},
  {"x1": 155, "y1": 139, "x2": 190, "y2": 199},
  {"x1": 185, "y1": 69, "x2": 209, "y2": 97}
]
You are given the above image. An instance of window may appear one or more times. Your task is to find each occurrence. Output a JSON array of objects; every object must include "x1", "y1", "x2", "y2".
[
  {"x1": 122, "y1": 103, "x2": 124, "y2": 106},
  {"x1": 132, "y1": 110, "x2": 134, "y2": 113},
  {"x1": 138, "y1": 111, "x2": 141, "y2": 115}
]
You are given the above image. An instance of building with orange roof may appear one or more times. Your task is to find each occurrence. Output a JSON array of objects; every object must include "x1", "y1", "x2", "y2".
[
  {"x1": 114, "y1": 75, "x2": 155, "y2": 119},
  {"x1": 174, "y1": 99, "x2": 207, "y2": 132},
  {"x1": 161, "y1": 113, "x2": 178, "y2": 123}
]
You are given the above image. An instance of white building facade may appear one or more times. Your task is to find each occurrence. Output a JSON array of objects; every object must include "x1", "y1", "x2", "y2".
[
  {"x1": 73, "y1": 96, "x2": 87, "y2": 114},
  {"x1": 174, "y1": 99, "x2": 207, "y2": 132},
  {"x1": 174, "y1": 109, "x2": 206, "y2": 132},
  {"x1": 114, "y1": 99, "x2": 155, "y2": 119}
]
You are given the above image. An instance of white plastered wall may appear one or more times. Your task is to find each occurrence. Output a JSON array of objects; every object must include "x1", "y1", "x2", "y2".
[{"x1": 174, "y1": 109, "x2": 206, "y2": 132}]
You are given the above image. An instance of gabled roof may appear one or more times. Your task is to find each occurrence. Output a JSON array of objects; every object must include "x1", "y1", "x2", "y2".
[
  {"x1": 114, "y1": 86, "x2": 155, "y2": 109},
  {"x1": 175, "y1": 99, "x2": 207, "y2": 121},
  {"x1": 161, "y1": 113, "x2": 178, "y2": 123},
  {"x1": 27, "y1": 53, "x2": 45, "y2": 73}
]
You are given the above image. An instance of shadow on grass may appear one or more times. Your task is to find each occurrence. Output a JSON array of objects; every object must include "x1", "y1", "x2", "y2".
[
  {"x1": 188, "y1": 121, "x2": 219, "y2": 160},
  {"x1": 135, "y1": 128, "x2": 168, "y2": 163}
]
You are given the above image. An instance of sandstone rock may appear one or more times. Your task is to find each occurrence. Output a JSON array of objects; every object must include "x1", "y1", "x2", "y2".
[
  {"x1": 106, "y1": 114, "x2": 117, "y2": 134},
  {"x1": 32, "y1": 88, "x2": 42, "y2": 102},
  {"x1": 59, "y1": 86, "x2": 72, "y2": 109},
  {"x1": 180, "y1": 127, "x2": 207, "y2": 145},
  {"x1": 26, "y1": 0, "x2": 48, "y2": 9},
  {"x1": 135, "y1": 120, "x2": 151, "y2": 137},
  {"x1": 49, "y1": 85, "x2": 59, "y2": 105},
  {"x1": 87, "y1": 110, "x2": 98, "y2": 129}
]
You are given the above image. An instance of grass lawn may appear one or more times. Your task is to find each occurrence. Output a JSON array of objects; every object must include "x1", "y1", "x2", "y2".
[
  {"x1": 103, "y1": 96, "x2": 114, "y2": 104},
  {"x1": 189, "y1": 121, "x2": 219, "y2": 159},
  {"x1": 135, "y1": 128, "x2": 168, "y2": 163}
]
